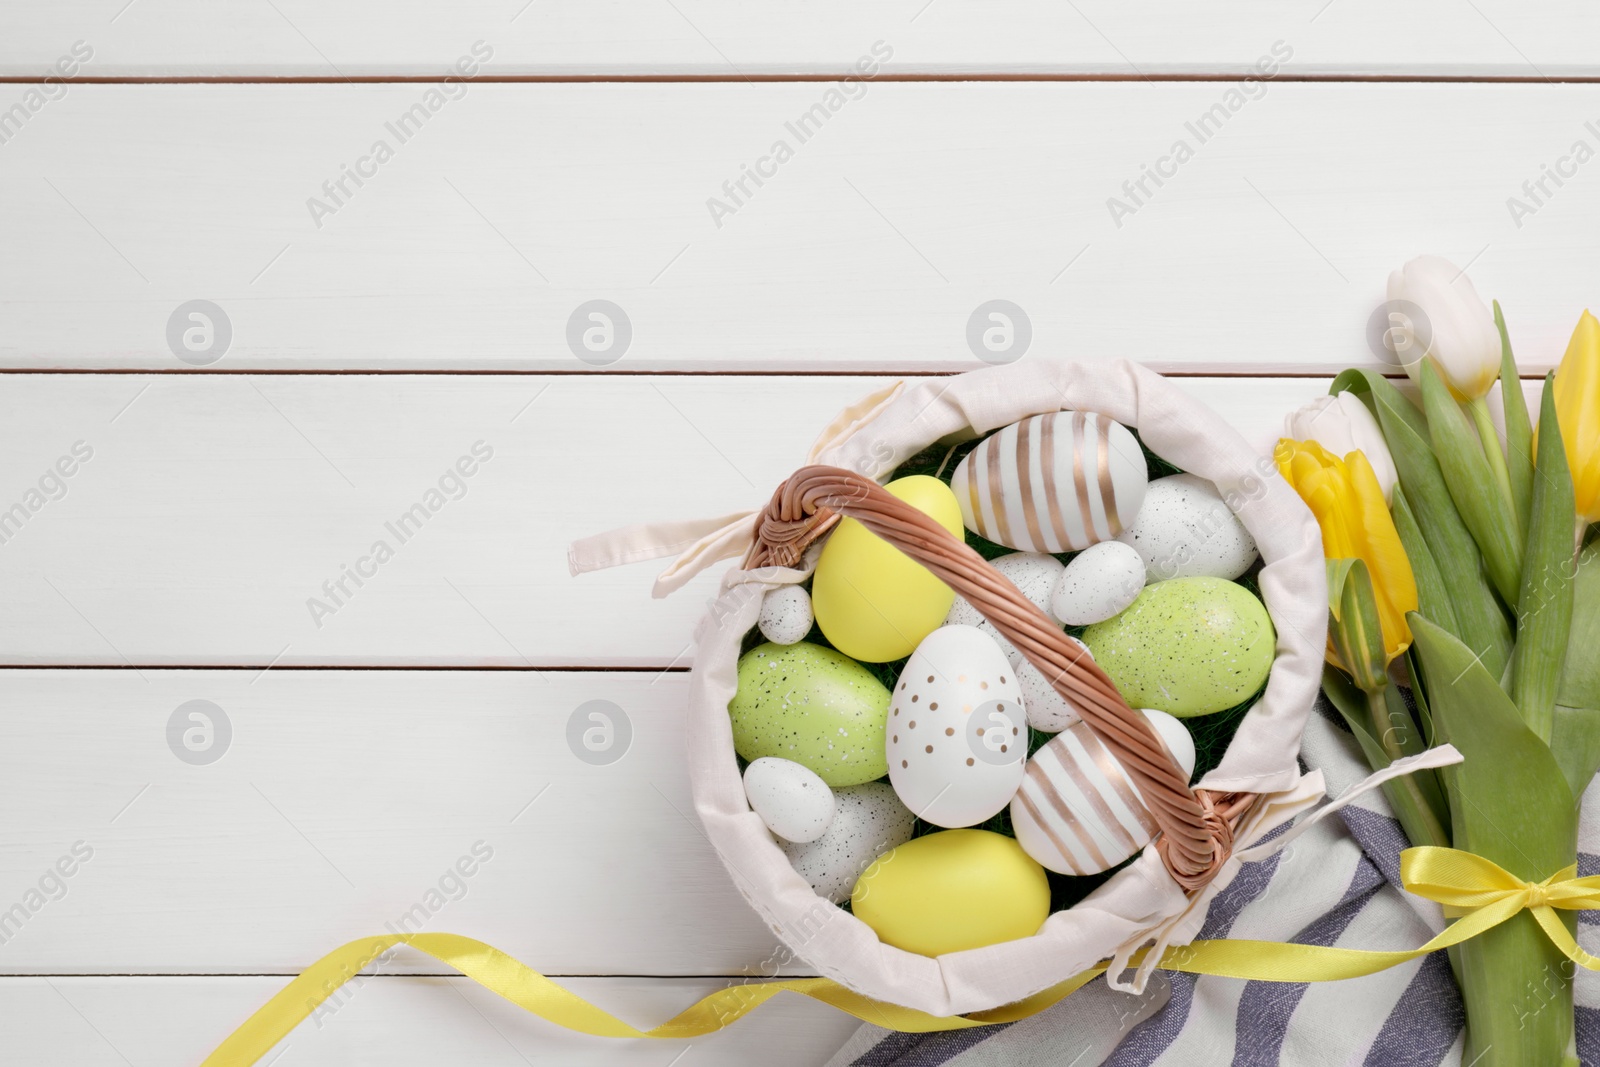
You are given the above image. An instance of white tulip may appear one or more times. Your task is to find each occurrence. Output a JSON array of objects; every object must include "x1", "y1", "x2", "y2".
[
  {"x1": 1284, "y1": 392, "x2": 1399, "y2": 503},
  {"x1": 1384, "y1": 255, "x2": 1502, "y2": 399}
]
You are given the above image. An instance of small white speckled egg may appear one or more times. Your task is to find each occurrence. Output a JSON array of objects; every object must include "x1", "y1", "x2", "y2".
[
  {"x1": 782, "y1": 782, "x2": 915, "y2": 903},
  {"x1": 1010, "y1": 636, "x2": 1094, "y2": 732},
  {"x1": 1115, "y1": 473, "x2": 1258, "y2": 582},
  {"x1": 946, "y1": 552, "x2": 1064, "y2": 660},
  {"x1": 1050, "y1": 541, "x2": 1146, "y2": 625},
  {"x1": 743, "y1": 757, "x2": 835, "y2": 843},
  {"x1": 758, "y1": 584, "x2": 814, "y2": 645},
  {"x1": 887, "y1": 625, "x2": 1027, "y2": 828}
]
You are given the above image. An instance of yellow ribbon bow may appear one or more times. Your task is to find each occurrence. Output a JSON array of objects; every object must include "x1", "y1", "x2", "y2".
[
  {"x1": 201, "y1": 846, "x2": 1600, "y2": 1067},
  {"x1": 1145, "y1": 847, "x2": 1600, "y2": 984},
  {"x1": 1401, "y1": 847, "x2": 1600, "y2": 972}
]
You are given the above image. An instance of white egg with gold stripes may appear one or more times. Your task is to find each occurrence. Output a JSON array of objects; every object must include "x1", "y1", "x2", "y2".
[
  {"x1": 1008, "y1": 708, "x2": 1195, "y2": 875},
  {"x1": 950, "y1": 411, "x2": 1148, "y2": 553}
]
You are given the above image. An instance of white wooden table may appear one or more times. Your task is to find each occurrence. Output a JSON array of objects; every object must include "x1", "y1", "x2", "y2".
[{"x1": 0, "y1": 6, "x2": 1591, "y2": 1064}]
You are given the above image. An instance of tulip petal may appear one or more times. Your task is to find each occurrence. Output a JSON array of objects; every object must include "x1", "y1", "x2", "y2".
[
  {"x1": 1347, "y1": 449, "x2": 1418, "y2": 660},
  {"x1": 1553, "y1": 309, "x2": 1600, "y2": 523},
  {"x1": 1279, "y1": 436, "x2": 1420, "y2": 666}
]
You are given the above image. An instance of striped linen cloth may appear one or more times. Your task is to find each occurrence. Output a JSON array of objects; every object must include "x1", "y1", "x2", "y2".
[{"x1": 825, "y1": 697, "x2": 1600, "y2": 1066}]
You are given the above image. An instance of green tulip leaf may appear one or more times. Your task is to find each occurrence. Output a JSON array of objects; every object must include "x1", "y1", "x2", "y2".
[
  {"x1": 1551, "y1": 704, "x2": 1600, "y2": 803},
  {"x1": 1320, "y1": 666, "x2": 1451, "y2": 847},
  {"x1": 1408, "y1": 649, "x2": 1437, "y2": 748},
  {"x1": 1411, "y1": 611, "x2": 1580, "y2": 1065},
  {"x1": 1392, "y1": 486, "x2": 1458, "y2": 634},
  {"x1": 1409, "y1": 613, "x2": 1576, "y2": 878},
  {"x1": 1332, "y1": 371, "x2": 1512, "y2": 680},
  {"x1": 1494, "y1": 300, "x2": 1535, "y2": 533},
  {"x1": 1508, "y1": 374, "x2": 1576, "y2": 743},
  {"x1": 1418, "y1": 360, "x2": 1523, "y2": 606},
  {"x1": 1552, "y1": 541, "x2": 1600, "y2": 796},
  {"x1": 1331, "y1": 369, "x2": 1429, "y2": 440},
  {"x1": 1558, "y1": 540, "x2": 1600, "y2": 708},
  {"x1": 1328, "y1": 559, "x2": 1388, "y2": 693}
]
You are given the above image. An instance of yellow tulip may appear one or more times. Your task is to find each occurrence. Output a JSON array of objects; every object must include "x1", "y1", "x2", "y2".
[
  {"x1": 1551, "y1": 310, "x2": 1600, "y2": 524},
  {"x1": 1276, "y1": 439, "x2": 1418, "y2": 666}
]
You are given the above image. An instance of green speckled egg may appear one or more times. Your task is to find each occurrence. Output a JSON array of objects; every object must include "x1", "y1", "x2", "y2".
[
  {"x1": 729, "y1": 642, "x2": 891, "y2": 787},
  {"x1": 1081, "y1": 577, "x2": 1274, "y2": 718}
]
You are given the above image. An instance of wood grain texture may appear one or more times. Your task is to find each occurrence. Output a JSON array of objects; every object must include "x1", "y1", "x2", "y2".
[
  {"x1": 1, "y1": 2, "x2": 1596, "y2": 78},
  {"x1": 0, "y1": 373, "x2": 1342, "y2": 667},
  {"x1": 0, "y1": 669, "x2": 815, "y2": 976},
  {"x1": 0, "y1": 35, "x2": 1568, "y2": 1064},
  {"x1": 0, "y1": 975, "x2": 859, "y2": 1066},
  {"x1": 0, "y1": 84, "x2": 1596, "y2": 372}
]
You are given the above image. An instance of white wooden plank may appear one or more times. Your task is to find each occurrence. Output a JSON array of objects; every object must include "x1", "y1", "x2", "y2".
[
  {"x1": 0, "y1": 669, "x2": 822, "y2": 975},
  {"x1": 0, "y1": 975, "x2": 860, "y2": 1066},
  {"x1": 0, "y1": 374, "x2": 1327, "y2": 667},
  {"x1": 2, "y1": 2, "x2": 1597, "y2": 78},
  {"x1": 1, "y1": 83, "x2": 1597, "y2": 372}
]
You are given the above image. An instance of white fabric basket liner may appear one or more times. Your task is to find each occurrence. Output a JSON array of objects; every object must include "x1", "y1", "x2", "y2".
[{"x1": 580, "y1": 359, "x2": 1329, "y2": 1015}]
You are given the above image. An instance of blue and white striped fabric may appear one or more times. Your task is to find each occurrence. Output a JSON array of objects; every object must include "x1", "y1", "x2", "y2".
[{"x1": 825, "y1": 697, "x2": 1600, "y2": 1067}]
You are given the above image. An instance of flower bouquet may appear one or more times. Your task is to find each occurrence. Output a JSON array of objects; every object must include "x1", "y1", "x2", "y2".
[{"x1": 1279, "y1": 256, "x2": 1600, "y2": 1065}]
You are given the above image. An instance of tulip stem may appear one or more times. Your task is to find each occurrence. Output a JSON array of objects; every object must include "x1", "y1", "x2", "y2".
[
  {"x1": 1468, "y1": 395, "x2": 1519, "y2": 538},
  {"x1": 1363, "y1": 686, "x2": 1451, "y2": 848}
]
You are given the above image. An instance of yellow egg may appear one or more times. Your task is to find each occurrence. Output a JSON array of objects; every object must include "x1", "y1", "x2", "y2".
[
  {"x1": 812, "y1": 475, "x2": 962, "y2": 663},
  {"x1": 850, "y1": 830, "x2": 1050, "y2": 956}
]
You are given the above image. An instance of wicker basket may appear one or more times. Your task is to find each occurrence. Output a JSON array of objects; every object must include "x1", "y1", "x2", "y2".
[{"x1": 576, "y1": 358, "x2": 1328, "y2": 1015}]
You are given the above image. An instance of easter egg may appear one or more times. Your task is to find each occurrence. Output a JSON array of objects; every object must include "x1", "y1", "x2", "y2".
[
  {"x1": 743, "y1": 757, "x2": 835, "y2": 843},
  {"x1": 886, "y1": 626, "x2": 1027, "y2": 828},
  {"x1": 758, "y1": 584, "x2": 814, "y2": 646},
  {"x1": 1116, "y1": 473, "x2": 1259, "y2": 582},
  {"x1": 1010, "y1": 709, "x2": 1195, "y2": 875},
  {"x1": 951, "y1": 411, "x2": 1147, "y2": 553},
  {"x1": 850, "y1": 830, "x2": 1050, "y2": 956},
  {"x1": 729, "y1": 642, "x2": 890, "y2": 786},
  {"x1": 1011, "y1": 636, "x2": 1094, "y2": 732},
  {"x1": 946, "y1": 551, "x2": 1064, "y2": 660},
  {"x1": 1081, "y1": 578, "x2": 1275, "y2": 718},
  {"x1": 783, "y1": 782, "x2": 915, "y2": 903},
  {"x1": 1050, "y1": 540, "x2": 1146, "y2": 626},
  {"x1": 812, "y1": 475, "x2": 962, "y2": 663}
]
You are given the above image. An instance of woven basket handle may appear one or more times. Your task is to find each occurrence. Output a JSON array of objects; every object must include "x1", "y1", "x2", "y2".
[{"x1": 743, "y1": 465, "x2": 1253, "y2": 892}]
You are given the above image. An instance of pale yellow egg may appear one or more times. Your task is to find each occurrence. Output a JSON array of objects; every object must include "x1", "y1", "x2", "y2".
[
  {"x1": 812, "y1": 475, "x2": 962, "y2": 663},
  {"x1": 849, "y1": 829, "x2": 1050, "y2": 957}
]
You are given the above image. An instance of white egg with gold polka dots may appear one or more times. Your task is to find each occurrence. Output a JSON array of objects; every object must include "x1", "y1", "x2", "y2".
[{"x1": 886, "y1": 625, "x2": 1027, "y2": 829}]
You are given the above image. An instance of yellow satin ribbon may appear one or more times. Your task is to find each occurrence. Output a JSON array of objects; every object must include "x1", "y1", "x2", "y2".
[{"x1": 202, "y1": 846, "x2": 1600, "y2": 1067}]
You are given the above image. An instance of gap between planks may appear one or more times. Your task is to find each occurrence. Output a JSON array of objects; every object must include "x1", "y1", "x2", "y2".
[
  {"x1": 0, "y1": 972, "x2": 810, "y2": 979},
  {"x1": 0, "y1": 664, "x2": 688, "y2": 671},
  {"x1": 3, "y1": 73, "x2": 1600, "y2": 84},
  {"x1": 0, "y1": 366, "x2": 1492, "y2": 379}
]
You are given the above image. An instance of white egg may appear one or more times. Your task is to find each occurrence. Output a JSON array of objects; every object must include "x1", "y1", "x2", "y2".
[
  {"x1": 1050, "y1": 541, "x2": 1146, "y2": 625},
  {"x1": 952, "y1": 411, "x2": 1148, "y2": 552},
  {"x1": 1010, "y1": 708, "x2": 1196, "y2": 875},
  {"x1": 886, "y1": 625, "x2": 1027, "y2": 828},
  {"x1": 757, "y1": 584, "x2": 814, "y2": 645},
  {"x1": 946, "y1": 552, "x2": 1065, "y2": 660},
  {"x1": 1011, "y1": 636, "x2": 1094, "y2": 732},
  {"x1": 743, "y1": 757, "x2": 835, "y2": 843},
  {"x1": 1115, "y1": 473, "x2": 1258, "y2": 582},
  {"x1": 782, "y1": 782, "x2": 915, "y2": 903}
]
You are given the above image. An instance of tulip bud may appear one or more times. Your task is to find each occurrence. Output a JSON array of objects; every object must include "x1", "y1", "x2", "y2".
[
  {"x1": 1284, "y1": 393, "x2": 1399, "y2": 504},
  {"x1": 1551, "y1": 310, "x2": 1600, "y2": 525},
  {"x1": 1276, "y1": 438, "x2": 1417, "y2": 665},
  {"x1": 1385, "y1": 255, "x2": 1502, "y2": 400}
]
